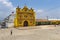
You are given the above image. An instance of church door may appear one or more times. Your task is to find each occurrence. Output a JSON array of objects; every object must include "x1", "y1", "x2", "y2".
[{"x1": 24, "y1": 21, "x2": 28, "y2": 27}]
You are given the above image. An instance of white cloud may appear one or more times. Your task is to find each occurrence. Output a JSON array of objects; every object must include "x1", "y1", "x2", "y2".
[
  {"x1": 35, "y1": 7, "x2": 60, "y2": 19},
  {"x1": 35, "y1": 9, "x2": 44, "y2": 13},
  {"x1": 35, "y1": 9, "x2": 45, "y2": 19},
  {"x1": 0, "y1": 0, "x2": 15, "y2": 20},
  {"x1": 44, "y1": 7, "x2": 60, "y2": 19},
  {"x1": 0, "y1": 0, "x2": 15, "y2": 11}
]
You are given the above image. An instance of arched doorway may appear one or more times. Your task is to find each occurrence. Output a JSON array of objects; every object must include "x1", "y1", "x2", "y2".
[{"x1": 24, "y1": 21, "x2": 28, "y2": 27}]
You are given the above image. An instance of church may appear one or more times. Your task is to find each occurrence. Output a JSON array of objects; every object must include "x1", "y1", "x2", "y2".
[{"x1": 14, "y1": 6, "x2": 36, "y2": 27}]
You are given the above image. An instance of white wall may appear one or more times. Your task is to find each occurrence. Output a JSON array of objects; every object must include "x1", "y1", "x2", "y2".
[{"x1": 6, "y1": 23, "x2": 14, "y2": 28}]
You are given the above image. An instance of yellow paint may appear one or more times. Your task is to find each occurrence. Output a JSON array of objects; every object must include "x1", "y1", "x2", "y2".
[{"x1": 14, "y1": 6, "x2": 36, "y2": 27}]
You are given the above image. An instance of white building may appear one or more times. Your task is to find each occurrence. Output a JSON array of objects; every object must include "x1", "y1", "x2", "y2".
[{"x1": 4, "y1": 12, "x2": 15, "y2": 28}]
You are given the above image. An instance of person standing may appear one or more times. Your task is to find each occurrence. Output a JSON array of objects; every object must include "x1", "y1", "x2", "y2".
[{"x1": 11, "y1": 30, "x2": 12, "y2": 35}]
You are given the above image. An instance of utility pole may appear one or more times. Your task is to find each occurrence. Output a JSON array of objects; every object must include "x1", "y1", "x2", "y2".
[
  {"x1": 46, "y1": 16, "x2": 48, "y2": 21},
  {"x1": 46, "y1": 16, "x2": 49, "y2": 25}
]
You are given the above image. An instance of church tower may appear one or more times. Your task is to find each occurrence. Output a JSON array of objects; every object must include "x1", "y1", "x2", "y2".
[{"x1": 14, "y1": 6, "x2": 36, "y2": 28}]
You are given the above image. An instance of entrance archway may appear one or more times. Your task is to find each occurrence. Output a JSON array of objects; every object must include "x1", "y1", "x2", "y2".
[{"x1": 24, "y1": 21, "x2": 28, "y2": 27}]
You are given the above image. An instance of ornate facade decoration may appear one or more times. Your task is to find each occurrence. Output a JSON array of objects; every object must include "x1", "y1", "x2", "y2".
[{"x1": 14, "y1": 6, "x2": 36, "y2": 27}]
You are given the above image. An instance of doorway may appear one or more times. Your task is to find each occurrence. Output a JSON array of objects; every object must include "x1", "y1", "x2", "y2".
[{"x1": 24, "y1": 21, "x2": 28, "y2": 27}]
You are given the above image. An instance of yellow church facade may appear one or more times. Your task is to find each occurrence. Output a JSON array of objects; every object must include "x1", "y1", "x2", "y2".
[{"x1": 14, "y1": 6, "x2": 36, "y2": 27}]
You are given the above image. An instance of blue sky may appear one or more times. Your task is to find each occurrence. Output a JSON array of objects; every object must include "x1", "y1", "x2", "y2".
[{"x1": 0, "y1": 0, "x2": 60, "y2": 20}]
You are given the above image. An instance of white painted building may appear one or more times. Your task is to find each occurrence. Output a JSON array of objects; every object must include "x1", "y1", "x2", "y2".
[{"x1": 4, "y1": 12, "x2": 15, "y2": 28}]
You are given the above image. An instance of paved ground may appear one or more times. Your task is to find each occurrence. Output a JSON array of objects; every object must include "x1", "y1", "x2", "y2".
[{"x1": 0, "y1": 25, "x2": 60, "y2": 40}]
